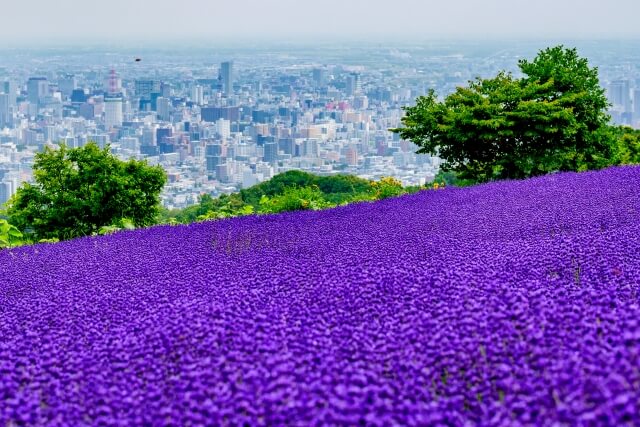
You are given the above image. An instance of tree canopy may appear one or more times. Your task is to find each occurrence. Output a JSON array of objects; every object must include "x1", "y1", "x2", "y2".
[
  {"x1": 7, "y1": 142, "x2": 166, "y2": 241},
  {"x1": 393, "y1": 46, "x2": 616, "y2": 182}
]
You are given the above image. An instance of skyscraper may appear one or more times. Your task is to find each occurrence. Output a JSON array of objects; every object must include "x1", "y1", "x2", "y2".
[
  {"x1": 104, "y1": 70, "x2": 123, "y2": 129},
  {"x1": 313, "y1": 68, "x2": 327, "y2": 87},
  {"x1": 609, "y1": 80, "x2": 631, "y2": 112},
  {"x1": 263, "y1": 141, "x2": 278, "y2": 164},
  {"x1": 0, "y1": 93, "x2": 10, "y2": 128},
  {"x1": 27, "y1": 77, "x2": 49, "y2": 106},
  {"x1": 220, "y1": 61, "x2": 234, "y2": 96},
  {"x1": 205, "y1": 142, "x2": 223, "y2": 177},
  {"x1": 58, "y1": 75, "x2": 78, "y2": 99},
  {"x1": 346, "y1": 73, "x2": 362, "y2": 97},
  {"x1": 2, "y1": 81, "x2": 17, "y2": 106},
  {"x1": 0, "y1": 181, "x2": 13, "y2": 206},
  {"x1": 157, "y1": 97, "x2": 171, "y2": 122},
  {"x1": 104, "y1": 96, "x2": 124, "y2": 128},
  {"x1": 191, "y1": 85, "x2": 204, "y2": 105}
]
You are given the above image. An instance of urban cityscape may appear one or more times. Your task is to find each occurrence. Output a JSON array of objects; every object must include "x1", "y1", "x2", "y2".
[{"x1": 1, "y1": 40, "x2": 639, "y2": 209}]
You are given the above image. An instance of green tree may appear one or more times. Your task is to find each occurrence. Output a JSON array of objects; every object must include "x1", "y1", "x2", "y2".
[
  {"x1": 613, "y1": 126, "x2": 640, "y2": 165},
  {"x1": 394, "y1": 46, "x2": 616, "y2": 183},
  {"x1": 7, "y1": 142, "x2": 166, "y2": 240}
]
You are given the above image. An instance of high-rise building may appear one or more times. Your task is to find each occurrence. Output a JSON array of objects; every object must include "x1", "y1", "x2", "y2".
[
  {"x1": 0, "y1": 93, "x2": 10, "y2": 128},
  {"x1": 346, "y1": 73, "x2": 361, "y2": 97},
  {"x1": 220, "y1": 61, "x2": 234, "y2": 96},
  {"x1": 346, "y1": 146, "x2": 358, "y2": 165},
  {"x1": 27, "y1": 77, "x2": 48, "y2": 107},
  {"x1": 609, "y1": 80, "x2": 631, "y2": 112},
  {"x1": 205, "y1": 143, "x2": 223, "y2": 176},
  {"x1": 633, "y1": 89, "x2": 640, "y2": 124},
  {"x1": 104, "y1": 94, "x2": 123, "y2": 129},
  {"x1": 104, "y1": 69, "x2": 123, "y2": 129},
  {"x1": 216, "y1": 119, "x2": 231, "y2": 139},
  {"x1": 263, "y1": 141, "x2": 278, "y2": 164},
  {"x1": 58, "y1": 74, "x2": 78, "y2": 99},
  {"x1": 135, "y1": 80, "x2": 161, "y2": 99},
  {"x1": 313, "y1": 68, "x2": 327, "y2": 87},
  {"x1": 157, "y1": 97, "x2": 171, "y2": 121},
  {"x1": 2, "y1": 81, "x2": 17, "y2": 106},
  {"x1": 191, "y1": 85, "x2": 204, "y2": 105},
  {"x1": 0, "y1": 181, "x2": 14, "y2": 206},
  {"x1": 201, "y1": 106, "x2": 240, "y2": 122}
]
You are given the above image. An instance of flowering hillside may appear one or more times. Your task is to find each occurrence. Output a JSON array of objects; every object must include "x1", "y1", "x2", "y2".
[{"x1": 1, "y1": 166, "x2": 639, "y2": 426}]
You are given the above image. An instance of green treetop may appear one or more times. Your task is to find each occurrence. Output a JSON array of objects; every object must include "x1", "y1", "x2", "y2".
[
  {"x1": 7, "y1": 142, "x2": 167, "y2": 241},
  {"x1": 394, "y1": 46, "x2": 616, "y2": 182}
]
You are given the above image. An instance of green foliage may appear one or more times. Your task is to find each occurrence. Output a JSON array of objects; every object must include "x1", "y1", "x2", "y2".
[
  {"x1": 613, "y1": 126, "x2": 640, "y2": 165},
  {"x1": 38, "y1": 238, "x2": 60, "y2": 244},
  {"x1": 433, "y1": 170, "x2": 477, "y2": 188},
  {"x1": 164, "y1": 171, "x2": 376, "y2": 224},
  {"x1": 370, "y1": 176, "x2": 405, "y2": 200},
  {"x1": 98, "y1": 218, "x2": 137, "y2": 235},
  {"x1": 258, "y1": 186, "x2": 334, "y2": 214},
  {"x1": 196, "y1": 202, "x2": 255, "y2": 222},
  {"x1": 393, "y1": 46, "x2": 616, "y2": 183},
  {"x1": 163, "y1": 172, "x2": 422, "y2": 225},
  {"x1": 7, "y1": 142, "x2": 166, "y2": 241},
  {"x1": 0, "y1": 219, "x2": 24, "y2": 249},
  {"x1": 239, "y1": 170, "x2": 371, "y2": 207}
]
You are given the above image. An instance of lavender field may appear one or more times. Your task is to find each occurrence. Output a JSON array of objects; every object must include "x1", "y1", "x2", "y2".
[{"x1": 1, "y1": 166, "x2": 639, "y2": 426}]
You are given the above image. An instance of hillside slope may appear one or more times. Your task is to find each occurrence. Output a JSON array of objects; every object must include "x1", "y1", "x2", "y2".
[{"x1": 1, "y1": 166, "x2": 639, "y2": 425}]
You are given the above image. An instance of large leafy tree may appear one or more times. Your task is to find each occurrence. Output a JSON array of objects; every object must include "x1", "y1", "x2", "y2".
[
  {"x1": 394, "y1": 46, "x2": 616, "y2": 182},
  {"x1": 7, "y1": 142, "x2": 166, "y2": 240}
]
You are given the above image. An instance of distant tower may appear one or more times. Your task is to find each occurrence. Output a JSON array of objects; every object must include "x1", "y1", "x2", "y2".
[
  {"x1": 220, "y1": 61, "x2": 234, "y2": 96},
  {"x1": 0, "y1": 93, "x2": 10, "y2": 128},
  {"x1": 27, "y1": 77, "x2": 48, "y2": 105},
  {"x1": 191, "y1": 85, "x2": 204, "y2": 105},
  {"x1": 313, "y1": 68, "x2": 327, "y2": 87},
  {"x1": 346, "y1": 73, "x2": 361, "y2": 97},
  {"x1": 104, "y1": 69, "x2": 123, "y2": 129}
]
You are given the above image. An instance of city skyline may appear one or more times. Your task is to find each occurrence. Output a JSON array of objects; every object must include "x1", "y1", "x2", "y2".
[{"x1": 1, "y1": 0, "x2": 640, "y2": 46}]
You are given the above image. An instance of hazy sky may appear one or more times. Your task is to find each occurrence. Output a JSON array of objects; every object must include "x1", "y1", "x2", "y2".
[{"x1": 3, "y1": 0, "x2": 640, "y2": 44}]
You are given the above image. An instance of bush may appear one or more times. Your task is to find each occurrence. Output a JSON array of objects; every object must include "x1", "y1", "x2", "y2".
[{"x1": 259, "y1": 186, "x2": 334, "y2": 214}]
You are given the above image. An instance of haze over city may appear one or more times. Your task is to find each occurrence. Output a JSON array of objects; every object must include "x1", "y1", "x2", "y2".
[{"x1": 1, "y1": 0, "x2": 640, "y2": 45}]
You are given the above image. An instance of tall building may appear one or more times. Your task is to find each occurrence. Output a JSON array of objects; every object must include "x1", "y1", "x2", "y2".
[
  {"x1": 633, "y1": 89, "x2": 640, "y2": 124},
  {"x1": 0, "y1": 93, "x2": 10, "y2": 128},
  {"x1": 313, "y1": 68, "x2": 327, "y2": 87},
  {"x1": 135, "y1": 80, "x2": 160, "y2": 99},
  {"x1": 263, "y1": 140, "x2": 278, "y2": 164},
  {"x1": 27, "y1": 77, "x2": 49, "y2": 106},
  {"x1": 205, "y1": 143, "x2": 223, "y2": 177},
  {"x1": 0, "y1": 181, "x2": 13, "y2": 206},
  {"x1": 220, "y1": 61, "x2": 234, "y2": 96},
  {"x1": 201, "y1": 106, "x2": 240, "y2": 122},
  {"x1": 191, "y1": 85, "x2": 204, "y2": 105},
  {"x1": 104, "y1": 94, "x2": 123, "y2": 129},
  {"x1": 2, "y1": 81, "x2": 17, "y2": 106},
  {"x1": 609, "y1": 80, "x2": 631, "y2": 112},
  {"x1": 346, "y1": 73, "x2": 361, "y2": 97},
  {"x1": 157, "y1": 97, "x2": 171, "y2": 121},
  {"x1": 216, "y1": 119, "x2": 231, "y2": 139},
  {"x1": 104, "y1": 69, "x2": 123, "y2": 129},
  {"x1": 58, "y1": 74, "x2": 78, "y2": 99}
]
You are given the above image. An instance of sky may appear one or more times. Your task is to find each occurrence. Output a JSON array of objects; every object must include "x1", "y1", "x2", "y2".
[{"x1": 2, "y1": 0, "x2": 640, "y2": 45}]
